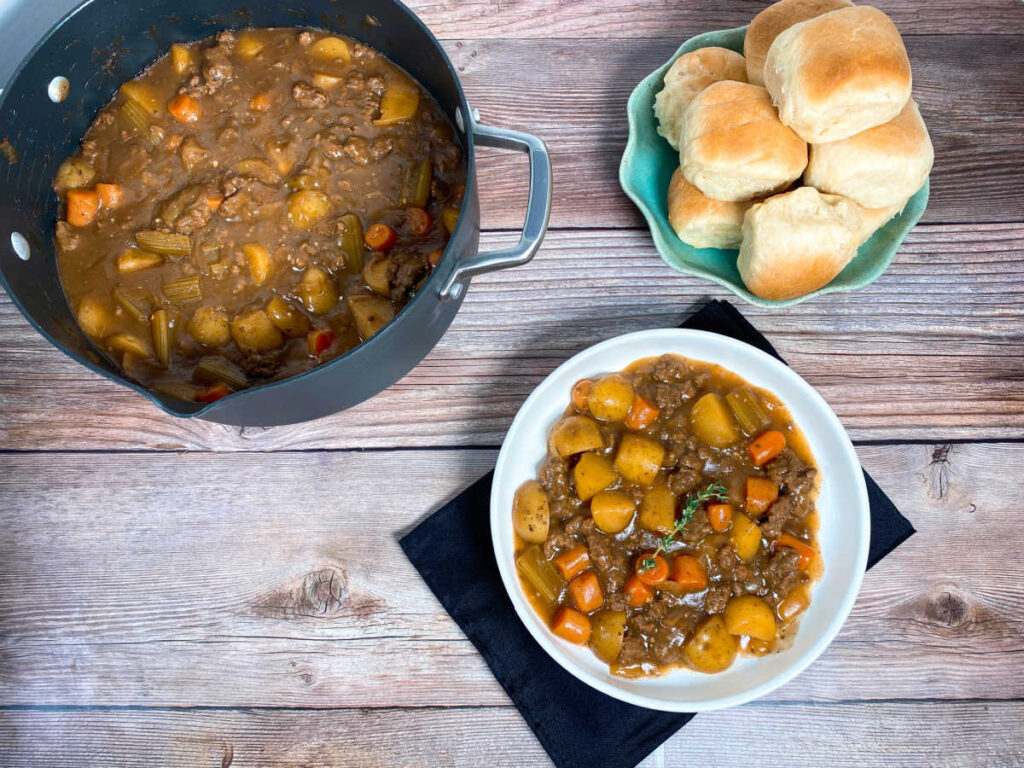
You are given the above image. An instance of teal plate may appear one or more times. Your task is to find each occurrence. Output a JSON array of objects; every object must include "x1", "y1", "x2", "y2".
[{"x1": 619, "y1": 25, "x2": 930, "y2": 307}]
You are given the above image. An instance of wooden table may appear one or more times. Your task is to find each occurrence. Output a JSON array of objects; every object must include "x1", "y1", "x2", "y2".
[{"x1": 1, "y1": 1, "x2": 1022, "y2": 765}]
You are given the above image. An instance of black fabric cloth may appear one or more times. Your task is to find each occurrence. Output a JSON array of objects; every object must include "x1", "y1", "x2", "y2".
[{"x1": 400, "y1": 299, "x2": 916, "y2": 768}]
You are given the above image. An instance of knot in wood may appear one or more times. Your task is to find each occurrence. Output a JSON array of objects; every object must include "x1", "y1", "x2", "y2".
[
  {"x1": 924, "y1": 587, "x2": 970, "y2": 628},
  {"x1": 301, "y1": 566, "x2": 349, "y2": 617}
]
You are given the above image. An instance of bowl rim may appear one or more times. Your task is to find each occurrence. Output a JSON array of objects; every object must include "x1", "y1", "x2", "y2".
[
  {"x1": 618, "y1": 25, "x2": 930, "y2": 308},
  {"x1": 490, "y1": 328, "x2": 870, "y2": 711}
]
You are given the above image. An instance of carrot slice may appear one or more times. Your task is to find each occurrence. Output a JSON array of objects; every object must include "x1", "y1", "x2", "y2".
[
  {"x1": 775, "y1": 533, "x2": 817, "y2": 570},
  {"x1": 624, "y1": 394, "x2": 660, "y2": 431},
  {"x1": 624, "y1": 574, "x2": 654, "y2": 607},
  {"x1": 670, "y1": 554, "x2": 707, "y2": 592},
  {"x1": 95, "y1": 183, "x2": 123, "y2": 209},
  {"x1": 707, "y1": 503, "x2": 733, "y2": 532},
  {"x1": 636, "y1": 553, "x2": 669, "y2": 586},
  {"x1": 568, "y1": 570, "x2": 604, "y2": 613},
  {"x1": 249, "y1": 91, "x2": 272, "y2": 112},
  {"x1": 745, "y1": 476, "x2": 779, "y2": 516},
  {"x1": 553, "y1": 545, "x2": 590, "y2": 581},
  {"x1": 551, "y1": 606, "x2": 591, "y2": 644},
  {"x1": 197, "y1": 382, "x2": 231, "y2": 403},
  {"x1": 364, "y1": 222, "x2": 397, "y2": 251},
  {"x1": 66, "y1": 189, "x2": 100, "y2": 226},
  {"x1": 307, "y1": 329, "x2": 335, "y2": 356},
  {"x1": 749, "y1": 429, "x2": 786, "y2": 466},
  {"x1": 167, "y1": 93, "x2": 202, "y2": 123}
]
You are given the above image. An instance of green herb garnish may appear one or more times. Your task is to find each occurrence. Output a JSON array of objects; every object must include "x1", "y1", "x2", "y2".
[{"x1": 639, "y1": 482, "x2": 728, "y2": 572}]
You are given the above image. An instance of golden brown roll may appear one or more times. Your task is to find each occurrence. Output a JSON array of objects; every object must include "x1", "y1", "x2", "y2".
[
  {"x1": 855, "y1": 201, "x2": 905, "y2": 245},
  {"x1": 667, "y1": 168, "x2": 754, "y2": 249},
  {"x1": 681, "y1": 81, "x2": 807, "y2": 202},
  {"x1": 764, "y1": 6, "x2": 912, "y2": 143},
  {"x1": 744, "y1": 0, "x2": 854, "y2": 87},
  {"x1": 738, "y1": 186, "x2": 864, "y2": 300},
  {"x1": 805, "y1": 100, "x2": 933, "y2": 208},
  {"x1": 654, "y1": 47, "x2": 748, "y2": 150}
]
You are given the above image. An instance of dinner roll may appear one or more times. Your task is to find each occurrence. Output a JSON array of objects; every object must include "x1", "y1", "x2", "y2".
[
  {"x1": 744, "y1": 0, "x2": 854, "y2": 87},
  {"x1": 654, "y1": 47, "x2": 748, "y2": 150},
  {"x1": 738, "y1": 186, "x2": 863, "y2": 300},
  {"x1": 764, "y1": 6, "x2": 912, "y2": 143},
  {"x1": 855, "y1": 201, "x2": 905, "y2": 245},
  {"x1": 667, "y1": 168, "x2": 753, "y2": 249},
  {"x1": 805, "y1": 100, "x2": 933, "y2": 208},
  {"x1": 682, "y1": 81, "x2": 807, "y2": 202}
]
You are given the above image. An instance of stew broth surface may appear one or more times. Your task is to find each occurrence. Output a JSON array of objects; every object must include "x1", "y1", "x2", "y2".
[
  {"x1": 54, "y1": 27, "x2": 466, "y2": 402},
  {"x1": 513, "y1": 354, "x2": 822, "y2": 677}
]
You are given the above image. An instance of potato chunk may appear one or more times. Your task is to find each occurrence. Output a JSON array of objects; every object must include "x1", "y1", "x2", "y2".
[
  {"x1": 549, "y1": 415, "x2": 605, "y2": 458},
  {"x1": 308, "y1": 36, "x2": 351, "y2": 62},
  {"x1": 374, "y1": 76, "x2": 420, "y2": 126},
  {"x1": 266, "y1": 296, "x2": 310, "y2": 337},
  {"x1": 588, "y1": 374, "x2": 634, "y2": 422},
  {"x1": 690, "y1": 392, "x2": 740, "y2": 447},
  {"x1": 242, "y1": 242, "x2": 273, "y2": 286},
  {"x1": 346, "y1": 294, "x2": 395, "y2": 340},
  {"x1": 296, "y1": 267, "x2": 339, "y2": 315},
  {"x1": 362, "y1": 254, "x2": 392, "y2": 296},
  {"x1": 188, "y1": 307, "x2": 231, "y2": 347},
  {"x1": 513, "y1": 480, "x2": 550, "y2": 544},
  {"x1": 287, "y1": 190, "x2": 332, "y2": 230},
  {"x1": 230, "y1": 309, "x2": 283, "y2": 353},
  {"x1": 639, "y1": 481, "x2": 677, "y2": 534},
  {"x1": 613, "y1": 433, "x2": 665, "y2": 485},
  {"x1": 685, "y1": 616, "x2": 738, "y2": 673},
  {"x1": 731, "y1": 512, "x2": 762, "y2": 561},
  {"x1": 723, "y1": 595, "x2": 777, "y2": 642},
  {"x1": 590, "y1": 490, "x2": 635, "y2": 533},
  {"x1": 76, "y1": 297, "x2": 115, "y2": 339},
  {"x1": 572, "y1": 452, "x2": 617, "y2": 501},
  {"x1": 590, "y1": 610, "x2": 627, "y2": 663}
]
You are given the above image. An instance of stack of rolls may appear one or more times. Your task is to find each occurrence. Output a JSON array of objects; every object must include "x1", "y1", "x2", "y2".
[{"x1": 655, "y1": 0, "x2": 933, "y2": 300}]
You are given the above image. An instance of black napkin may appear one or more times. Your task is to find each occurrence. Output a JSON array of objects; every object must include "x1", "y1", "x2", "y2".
[{"x1": 400, "y1": 299, "x2": 915, "y2": 768}]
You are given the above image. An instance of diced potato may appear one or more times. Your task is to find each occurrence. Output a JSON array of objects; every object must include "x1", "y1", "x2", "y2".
[
  {"x1": 549, "y1": 415, "x2": 605, "y2": 458},
  {"x1": 731, "y1": 512, "x2": 762, "y2": 561},
  {"x1": 590, "y1": 610, "x2": 627, "y2": 663},
  {"x1": 188, "y1": 307, "x2": 231, "y2": 347},
  {"x1": 106, "y1": 332, "x2": 151, "y2": 358},
  {"x1": 362, "y1": 254, "x2": 392, "y2": 296},
  {"x1": 572, "y1": 452, "x2": 617, "y2": 502},
  {"x1": 170, "y1": 43, "x2": 193, "y2": 76},
  {"x1": 685, "y1": 615, "x2": 738, "y2": 673},
  {"x1": 346, "y1": 294, "x2": 395, "y2": 340},
  {"x1": 76, "y1": 297, "x2": 115, "y2": 339},
  {"x1": 442, "y1": 206, "x2": 460, "y2": 234},
  {"x1": 296, "y1": 267, "x2": 339, "y2": 315},
  {"x1": 690, "y1": 392, "x2": 740, "y2": 447},
  {"x1": 264, "y1": 136, "x2": 297, "y2": 176},
  {"x1": 308, "y1": 36, "x2": 351, "y2": 62},
  {"x1": 242, "y1": 242, "x2": 273, "y2": 286},
  {"x1": 513, "y1": 480, "x2": 550, "y2": 544},
  {"x1": 232, "y1": 157, "x2": 281, "y2": 185},
  {"x1": 590, "y1": 490, "x2": 635, "y2": 534},
  {"x1": 374, "y1": 77, "x2": 420, "y2": 126},
  {"x1": 266, "y1": 296, "x2": 310, "y2": 337},
  {"x1": 639, "y1": 481, "x2": 677, "y2": 534},
  {"x1": 235, "y1": 31, "x2": 267, "y2": 58},
  {"x1": 120, "y1": 80, "x2": 161, "y2": 117},
  {"x1": 230, "y1": 309, "x2": 283, "y2": 353},
  {"x1": 54, "y1": 157, "x2": 95, "y2": 192},
  {"x1": 116, "y1": 248, "x2": 163, "y2": 274},
  {"x1": 613, "y1": 433, "x2": 665, "y2": 486},
  {"x1": 287, "y1": 190, "x2": 332, "y2": 229},
  {"x1": 723, "y1": 595, "x2": 777, "y2": 642},
  {"x1": 312, "y1": 71, "x2": 343, "y2": 90},
  {"x1": 777, "y1": 584, "x2": 811, "y2": 624},
  {"x1": 588, "y1": 374, "x2": 634, "y2": 422}
]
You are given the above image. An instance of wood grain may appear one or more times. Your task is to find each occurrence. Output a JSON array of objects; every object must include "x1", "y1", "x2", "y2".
[
  {"x1": 0, "y1": 444, "x2": 1020, "y2": 707},
  {"x1": 403, "y1": 0, "x2": 1024, "y2": 38},
  {"x1": 1, "y1": 701, "x2": 1022, "y2": 768},
  {"x1": 1, "y1": 225, "x2": 1021, "y2": 451},
  {"x1": 456, "y1": 35, "x2": 1024, "y2": 229}
]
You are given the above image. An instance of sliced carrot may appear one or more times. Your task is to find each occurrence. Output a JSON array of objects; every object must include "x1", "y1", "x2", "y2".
[
  {"x1": 670, "y1": 554, "x2": 707, "y2": 592},
  {"x1": 749, "y1": 429, "x2": 787, "y2": 466},
  {"x1": 164, "y1": 133, "x2": 183, "y2": 151},
  {"x1": 571, "y1": 379, "x2": 593, "y2": 412},
  {"x1": 775, "y1": 533, "x2": 817, "y2": 570},
  {"x1": 406, "y1": 207, "x2": 432, "y2": 235},
  {"x1": 553, "y1": 545, "x2": 590, "y2": 581},
  {"x1": 197, "y1": 382, "x2": 231, "y2": 403},
  {"x1": 425, "y1": 249, "x2": 444, "y2": 268},
  {"x1": 636, "y1": 553, "x2": 669, "y2": 586},
  {"x1": 249, "y1": 91, "x2": 272, "y2": 112},
  {"x1": 205, "y1": 195, "x2": 224, "y2": 210},
  {"x1": 624, "y1": 394, "x2": 660, "y2": 431},
  {"x1": 167, "y1": 93, "x2": 202, "y2": 123},
  {"x1": 745, "y1": 476, "x2": 779, "y2": 516},
  {"x1": 307, "y1": 328, "x2": 335, "y2": 356},
  {"x1": 364, "y1": 222, "x2": 397, "y2": 251},
  {"x1": 95, "y1": 183, "x2": 123, "y2": 209},
  {"x1": 568, "y1": 570, "x2": 604, "y2": 613},
  {"x1": 707, "y1": 503, "x2": 733, "y2": 532},
  {"x1": 66, "y1": 188, "x2": 100, "y2": 227},
  {"x1": 624, "y1": 574, "x2": 654, "y2": 607},
  {"x1": 551, "y1": 606, "x2": 591, "y2": 644}
]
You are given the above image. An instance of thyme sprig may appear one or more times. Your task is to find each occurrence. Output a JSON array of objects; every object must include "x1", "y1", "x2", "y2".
[{"x1": 639, "y1": 482, "x2": 728, "y2": 572}]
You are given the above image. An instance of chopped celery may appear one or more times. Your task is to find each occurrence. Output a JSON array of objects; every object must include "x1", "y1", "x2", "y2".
[
  {"x1": 136, "y1": 230, "x2": 192, "y2": 256},
  {"x1": 339, "y1": 213, "x2": 365, "y2": 273},
  {"x1": 150, "y1": 309, "x2": 171, "y2": 367},
  {"x1": 516, "y1": 545, "x2": 564, "y2": 605},
  {"x1": 112, "y1": 286, "x2": 150, "y2": 324},
  {"x1": 401, "y1": 158, "x2": 432, "y2": 208},
  {"x1": 194, "y1": 357, "x2": 248, "y2": 390},
  {"x1": 726, "y1": 386, "x2": 770, "y2": 435},
  {"x1": 162, "y1": 275, "x2": 202, "y2": 303}
]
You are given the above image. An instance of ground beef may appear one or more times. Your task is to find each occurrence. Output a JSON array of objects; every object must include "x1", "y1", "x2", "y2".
[
  {"x1": 652, "y1": 355, "x2": 688, "y2": 383},
  {"x1": 292, "y1": 81, "x2": 329, "y2": 109},
  {"x1": 764, "y1": 548, "x2": 804, "y2": 598},
  {"x1": 766, "y1": 449, "x2": 817, "y2": 495},
  {"x1": 389, "y1": 254, "x2": 428, "y2": 301},
  {"x1": 653, "y1": 382, "x2": 686, "y2": 412},
  {"x1": 564, "y1": 515, "x2": 595, "y2": 537},
  {"x1": 587, "y1": 533, "x2": 629, "y2": 594},
  {"x1": 539, "y1": 458, "x2": 576, "y2": 520},
  {"x1": 760, "y1": 495, "x2": 799, "y2": 538},
  {"x1": 197, "y1": 37, "x2": 234, "y2": 93},
  {"x1": 704, "y1": 584, "x2": 730, "y2": 614},
  {"x1": 667, "y1": 465, "x2": 702, "y2": 496},
  {"x1": 679, "y1": 509, "x2": 712, "y2": 545},
  {"x1": 542, "y1": 528, "x2": 574, "y2": 560},
  {"x1": 179, "y1": 138, "x2": 209, "y2": 172}
]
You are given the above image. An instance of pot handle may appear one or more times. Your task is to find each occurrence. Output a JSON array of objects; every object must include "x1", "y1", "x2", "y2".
[{"x1": 438, "y1": 111, "x2": 553, "y2": 301}]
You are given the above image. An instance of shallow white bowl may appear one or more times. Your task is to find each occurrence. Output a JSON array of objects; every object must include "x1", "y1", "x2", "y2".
[{"x1": 491, "y1": 329, "x2": 869, "y2": 711}]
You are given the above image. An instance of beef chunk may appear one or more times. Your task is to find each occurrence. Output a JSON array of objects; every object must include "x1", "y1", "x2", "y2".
[{"x1": 292, "y1": 81, "x2": 330, "y2": 109}]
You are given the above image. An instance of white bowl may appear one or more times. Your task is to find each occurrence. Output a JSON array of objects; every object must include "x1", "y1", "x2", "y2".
[{"x1": 491, "y1": 329, "x2": 869, "y2": 712}]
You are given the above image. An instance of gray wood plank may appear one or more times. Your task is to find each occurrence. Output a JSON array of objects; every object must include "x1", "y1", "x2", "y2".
[
  {"x1": 1, "y1": 225, "x2": 1021, "y2": 451},
  {"x1": 0, "y1": 444, "x2": 1020, "y2": 707},
  {"x1": 456, "y1": 35, "x2": 1024, "y2": 229},
  {"x1": 0, "y1": 701, "x2": 1021, "y2": 768}
]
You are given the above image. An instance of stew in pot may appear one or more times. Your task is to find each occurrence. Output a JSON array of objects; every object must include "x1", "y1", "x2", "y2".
[
  {"x1": 54, "y1": 27, "x2": 466, "y2": 402},
  {"x1": 512, "y1": 354, "x2": 822, "y2": 676}
]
